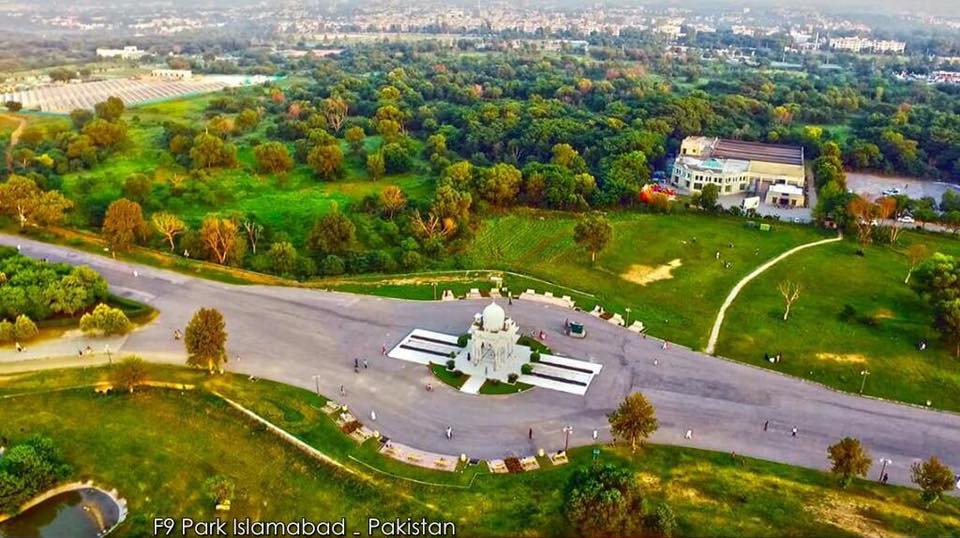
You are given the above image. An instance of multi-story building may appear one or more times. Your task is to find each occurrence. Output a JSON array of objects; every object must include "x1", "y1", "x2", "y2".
[
  {"x1": 670, "y1": 137, "x2": 807, "y2": 207},
  {"x1": 829, "y1": 36, "x2": 905, "y2": 54},
  {"x1": 96, "y1": 46, "x2": 147, "y2": 60}
]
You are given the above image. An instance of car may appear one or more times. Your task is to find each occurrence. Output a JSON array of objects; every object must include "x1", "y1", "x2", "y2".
[
  {"x1": 882, "y1": 188, "x2": 902, "y2": 196},
  {"x1": 897, "y1": 215, "x2": 915, "y2": 223}
]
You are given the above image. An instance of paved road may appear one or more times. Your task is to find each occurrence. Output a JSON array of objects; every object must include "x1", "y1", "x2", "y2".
[{"x1": 2, "y1": 235, "x2": 959, "y2": 490}]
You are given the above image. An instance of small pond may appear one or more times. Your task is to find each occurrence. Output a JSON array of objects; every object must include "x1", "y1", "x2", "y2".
[{"x1": 0, "y1": 487, "x2": 120, "y2": 538}]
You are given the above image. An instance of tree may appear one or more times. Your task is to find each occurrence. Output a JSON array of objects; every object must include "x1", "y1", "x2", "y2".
[
  {"x1": 235, "y1": 108, "x2": 260, "y2": 132},
  {"x1": 199, "y1": 217, "x2": 240, "y2": 265},
  {"x1": 479, "y1": 163, "x2": 522, "y2": 207},
  {"x1": 82, "y1": 118, "x2": 127, "y2": 148},
  {"x1": 103, "y1": 198, "x2": 148, "y2": 251},
  {"x1": 381, "y1": 142, "x2": 412, "y2": 173},
  {"x1": 848, "y1": 196, "x2": 878, "y2": 247},
  {"x1": 608, "y1": 392, "x2": 658, "y2": 452},
  {"x1": 151, "y1": 212, "x2": 186, "y2": 252},
  {"x1": 307, "y1": 143, "x2": 343, "y2": 180},
  {"x1": 253, "y1": 141, "x2": 293, "y2": 174},
  {"x1": 564, "y1": 464, "x2": 644, "y2": 538},
  {"x1": 366, "y1": 151, "x2": 385, "y2": 180},
  {"x1": 778, "y1": 280, "x2": 802, "y2": 321},
  {"x1": 827, "y1": 437, "x2": 872, "y2": 488},
  {"x1": 379, "y1": 186, "x2": 407, "y2": 218},
  {"x1": 307, "y1": 209, "x2": 355, "y2": 256},
  {"x1": 905, "y1": 244, "x2": 928, "y2": 284},
  {"x1": 934, "y1": 299, "x2": 960, "y2": 358},
  {"x1": 184, "y1": 307, "x2": 227, "y2": 372},
  {"x1": 573, "y1": 215, "x2": 613, "y2": 263},
  {"x1": 79, "y1": 303, "x2": 132, "y2": 335},
  {"x1": 911, "y1": 456, "x2": 955, "y2": 509},
  {"x1": 122, "y1": 174, "x2": 152, "y2": 205},
  {"x1": 242, "y1": 220, "x2": 264, "y2": 255},
  {"x1": 267, "y1": 241, "x2": 298, "y2": 275},
  {"x1": 112, "y1": 356, "x2": 147, "y2": 393},
  {"x1": 94, "y1": 96, "x2": 125, "y2": 122},
  {"x1": 13, "y1": 314, "x2": 38, "y2": 341},
  {"x1": 345, "y1": 126, "x2": 365, "y2": 154},
  {"x1": 0, "y1": 175, "x2": 73, "y2": 229},
  {"x1": 322, "y1": 96, "x2": 349, "y2": 133},
  {"x1": 190, "y1": 132, "x2": 237, "y2": 170},
  {"x1": 697, "y1": 183, "x2": 720, "y2": 211},
  {"x1": 4, "y1": 101, "x2": 22, "y2": 112}
]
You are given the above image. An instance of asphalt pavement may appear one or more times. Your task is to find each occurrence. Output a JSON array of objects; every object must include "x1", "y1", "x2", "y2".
[{"x1": 2, "y1": 234, "x2": 959, "y2": 490}]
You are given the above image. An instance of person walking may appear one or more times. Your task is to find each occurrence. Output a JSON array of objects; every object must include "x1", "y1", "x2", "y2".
[
  {"x1": 370, "y1": 410, "x2": 377, "y2": 421},
  {"x1": 339, "y1": 384, "x2": 345, "y2": 397},
  {"x1": 381, "y1": 343, "x2": 386, "y2": 355},
  {"x1": 445, "y1": 426, "x2": 453, "y2": 440},
  {"x1": 791, "y1": 427, "x2": 798, "y2": 437},
  {"x1": 592, "y1": 429, "x2": 598, "y2": 441},
  {"x1": 363, "y1": 358, "x2": 368, "y2": 369},
  {"x1": 528, "y1": 427, "x2": 533, "y2": 440},
  {"x1": 763, "y1": 420, "x2": 769, "y2": 431},
  {"x1": 684, "y1": 429, "x2": 693, "y2": 440}
]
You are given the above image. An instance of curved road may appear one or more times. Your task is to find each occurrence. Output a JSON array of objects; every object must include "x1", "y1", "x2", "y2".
[{"x1": 2, "y1": 234, "x2": 959, "y2": 490}]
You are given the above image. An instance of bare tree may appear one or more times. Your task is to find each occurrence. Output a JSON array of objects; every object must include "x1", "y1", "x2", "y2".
[
  {"x1": 778, "y1": 280, "x2": 802, "y2": 321},
  {"x1": 242, "y1": 220, "x2": 264, "y2": 255},
  {"x1": 905, "y1": 243, "x2": 928, "y2": 284}
]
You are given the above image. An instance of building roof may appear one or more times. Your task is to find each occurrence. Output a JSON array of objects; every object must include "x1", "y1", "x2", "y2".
[
  {"x1": 712, "y1": 139, "x2": 804, "y2": 166},
  {"x1": 768, "y1": 183, "x2": 804, "y2": 195}
]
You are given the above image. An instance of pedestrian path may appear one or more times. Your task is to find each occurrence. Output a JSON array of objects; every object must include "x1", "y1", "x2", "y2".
[{"x1": 459, "y1": 376, "x2": 485, "y2": 395}]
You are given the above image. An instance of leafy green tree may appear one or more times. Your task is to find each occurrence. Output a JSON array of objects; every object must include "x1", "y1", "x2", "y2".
[
  {"x1": 827, "y1": 437, "x2": 872, "y2": 488},
  {"x1": 0, "y1": 175, "x2": 73, "y2": 229},
  {"x1": 345, "y1": 126, "x2": 366, "y2": 154},
  {"x1": 103, "y1": 198, "x2": 148, "y2": 251},
  {"x1": 697, "y1": 183, "x2": 720, "y2": 211},
  {"x1": 564, "y1": 464, "x2": 644, "y2": 537},
  {"x1": 381, "y1": 142, "x2": 412, "y2": 173},
  {"x1": 79, "y1": 303, "x2": 132, "y2": 335},
  {"x1": 111, "y1": 356, "x2": 147, "y2": 392},
  {"x1": 320, "y1": 254, "x2": 345, "y2": 275},
  {"x1": 94, "y1": 96, "x2": 125, "y2": 121},
  {"x1": 48, "y1": 266, "x2": 109, "y2": 316},
  {"x1": 82, "y1": 118, "x2": 127, "y2": 148},
  {"x1": 307, "y1": 209, "x2": 355, "y2": 256},
  {"x1": 0, "y1": 320, "x2": 14, "y2": 342},
  {"x1": 307, "y1": 143, "x2": 343, "y2": 180},
  {"x1": 151, "y1": 212, "x2": 186, "y2": 252},
  {"x1": 573, "y1": 215, "x2": 613, "y2": 263},
  {"x1": 268, "y1": 241, "x2": 299, "y2": 275},
  {"x1": 479, "y1": 163, "x2": 521, "y2": 206},
  {"x1": 608, "y1": 392, "x2": 658, "y2": 452},
  {"x1": 69, "y1": 109, "x2": 94, "y2": 130},
  {"x1": 190, "y1": 132, "x2": 237, "y2": 170},
  {"x1": 185, "y1": 307, "x2": 227, "y2": 372},
  {"x1": 235, "y1": 108, "x2": 260, "y2": 132},
  {"x1": 122, "y1": 174, "x2": 152, "y2": 205},
  {"x1": 599, "y1": 151, "x2": 650, "y2": 205},
  {"x1": 911, "y1": 456, "x2": 955, "y2": 509},
  {"x1": 4, "y1": 100, "x2": 22, "y2": 112},
  {"x1": 13, "y1": 314, "x2": 38, "y2": 341},
  {"x1": 367, "y1": 151, "x2": 386, "y2": 180},
  {"x1": 253, "y1": 142, "x2": 293, "y2": 174},
  {"x1": 934, "y1": 299, "x2": 960, "y2": 358},
  {"x1": 0, "y1": 436, "x2": 71, "y2": 513}
]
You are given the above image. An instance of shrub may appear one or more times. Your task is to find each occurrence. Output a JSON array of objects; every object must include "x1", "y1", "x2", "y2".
[
  {"x1": 839, "y1": 304, "x2": 857, "y2": 322},
  {"x1": 530, "y1": 351, "x2": 541, "y2": 362},
  {"x1": 446, "y1": 359, "x2": 455, "y2": 370},
  {"x1": 647, "y1": 503, "x2": 677, "y2": 537},
  {"x1": 13, "y1": 314, "x2": 38, "y2": 341},
  {"x1": 508, "y1": 373, "x2": 519, "y2": 383},
  {"x1": 457, "y1": 333, "x2": 471, "y2": 347},
  {"x1": 521, "y1": 363, "x2": 534, "y2": 375},
  {"x1": 320, "y1": 254, "x2": 345, "y2": 276},
  {"x1": 0, "y1": 319, "x2": 13, "y2": 342},
  {"x1": 204, "y1": 475, "x2": 235, "y2": 506},
  {"x1": 79, "y1": 304, "x2": 132, "y2": 335}
]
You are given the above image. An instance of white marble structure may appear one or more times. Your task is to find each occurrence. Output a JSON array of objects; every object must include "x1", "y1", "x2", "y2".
[{"x1": 465, "y1": 302, "x2": 520, "y2": 377}]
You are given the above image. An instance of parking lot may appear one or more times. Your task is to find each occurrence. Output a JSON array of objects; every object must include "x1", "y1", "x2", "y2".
[{"x1": 847, "y1": 172, "x2": 958, "y2": 203}]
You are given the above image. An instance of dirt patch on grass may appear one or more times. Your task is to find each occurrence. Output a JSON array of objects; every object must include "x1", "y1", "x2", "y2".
[
  {"x1": 809, "y1": 494, "x2": 908, "y2": 538},
  {"x1": 873, "y1": 309, "x2": 896, "y2": 319},
  {"x1": 815, "y1": 352, "x2": 869, "y2": 364},
  {"x1": 621, "y1": 259, "x2": 682, "y2": 286}
]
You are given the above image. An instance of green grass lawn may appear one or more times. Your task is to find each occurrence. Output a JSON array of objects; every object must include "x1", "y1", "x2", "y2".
[
  {"x1": 478, "y1": 379, "x2": 533, "y2": 395},
  {"x1": 429, "y1": 363, "x2": 468, "y2": 389},
  {"x1": 716, "y1": 231, "x2": 960, "y2": 411},
  {"x1": 464, "y1": 209, "x2": 828, "y2": 348},
  {"x1": 1, "y1": 364, "x2": 958, "y2": 537}
]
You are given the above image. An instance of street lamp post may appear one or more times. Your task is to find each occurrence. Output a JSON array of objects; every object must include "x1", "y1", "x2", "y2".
[
  {"x1": 624, "y1": 307, "x2": 631, "y2": 327},
  {"x1": 562, "y1": 425, "x2": 574, "y2": 453},
  {"x1": 433, "y1": 282, "x2": 438, "y2": 301},
  {"x1": 859, "y1": 370, "x2": 870, "y2": 395},
  {"x1": 104, "y1": 344, "x2": 112, "y2": 365},
  {"x1": 312, "y1": 375, "x2": 321, "y2": 397},
  {"x1": 878, "y1": 458, "x2": 891, "y2": 482}
]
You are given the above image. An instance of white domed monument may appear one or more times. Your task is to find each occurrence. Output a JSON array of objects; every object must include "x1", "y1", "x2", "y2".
[
  {"x1": 466, "y1": 302, "x2": 520, "y2": 378},
  {"x1": 386, "y1": 299, "x2": 602, "y2": 395}
]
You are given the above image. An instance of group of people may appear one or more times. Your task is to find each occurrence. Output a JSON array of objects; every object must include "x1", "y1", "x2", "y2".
[{"x1": 764, "y1": 352, "x2": 783, "y2": 364}]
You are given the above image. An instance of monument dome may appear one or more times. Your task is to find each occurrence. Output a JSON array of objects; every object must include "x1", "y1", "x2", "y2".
[{"x1": 482, "y1": 302, "x2": 505, "y2": 332}]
